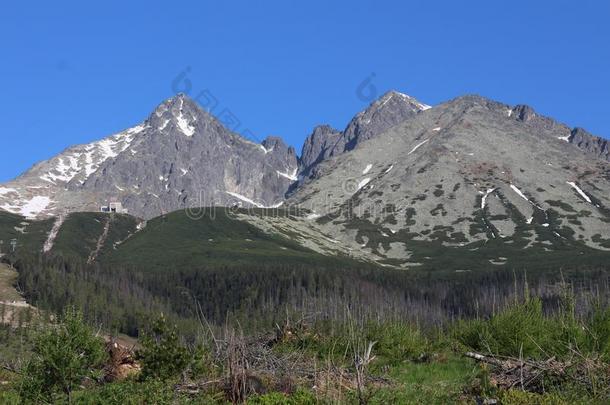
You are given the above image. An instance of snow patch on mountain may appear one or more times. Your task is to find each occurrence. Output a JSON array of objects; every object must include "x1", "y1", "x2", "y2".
[
  {"x1": 175, "y1": 98, "x2": 196, "y2": 137},
  {"x1": 510, "y1": 184, "x2": 542, "y2": 210},
  {"x1": 408, "y1": 139, "x2": 429, "y2": 155},
  {"x1": 226, "y1": 191, "x2": 265, "y2": 208},
  {"x1": 277, "y1": 168, "x2": 298, "y2": 182},
  {"x1": 480, "y1": 188, "x2": 496, "y2": 209},
  {"x1": 22, "y1": 196, "x2": 52, "y2": 217},
  {"x1": 0, "y1": 187, "x2": 17, "y2": 196},
  {"x1": 159, "y1": 119, "x2": 170, "y2": 130},
  {"x1": 260, "y1": 145, "x2": 274, "y2": 154},
  {"x1": 176, "y1": 112, "x2": 195, "y2": 136},
  {"x1": 39, "y1": 124, "x2": 143, "y2": 185},
  {"x1": 357, "y1": 178, "x2": 371, "y2": 191},
  {"x1": 2, "y1": 196, "x2": 52, "y2": 218},
  {"x1": 567, "y1": 181, "x2": 592, "y2": 203},
  {"x1": 395, "y1": 92, "x2": 431, "y2": 111},
  {"x1": 510, "y1": 184, "x2": 531, "y2": 203}
]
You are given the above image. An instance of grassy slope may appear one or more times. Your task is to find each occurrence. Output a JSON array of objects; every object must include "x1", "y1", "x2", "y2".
[
  {"x1": 51, "y1": 212, "x2": 139, "y2": 261},
  {"x1": 2, "y1": 209, "x2": 354, "y2": 272},
  {"x1": 1, "y1": 207, "x2": 609, "y2": 277},
  {"x1": 101, "y1": 208, "x2": 356, "y2": 272},
  {"x1": 0, "y1": 212, "x2": 23, "y2": 248},
  {"x1": 0, "y1": 211, "x2": 54, "y2": 255}
]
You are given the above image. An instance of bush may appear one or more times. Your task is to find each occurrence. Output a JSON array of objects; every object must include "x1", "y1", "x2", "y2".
[
  {"x1": 364, "y1": 322, "x2": 429, "y2": 364},
  {"x1": 137, "y1": 314, "x2": 196, "y2": 381},
  {"x1": 485, "y1": 298, "x2": 552, "y2": 357},
  {"x1": 454, "y1": 298, "x2": 567, "y2": 358},
  {"x1": 18, "y1": 308, "x2": 107, "y2": 403},
  {"x1": 453, "y1": 291, "x2": 610, "y2": 363}
]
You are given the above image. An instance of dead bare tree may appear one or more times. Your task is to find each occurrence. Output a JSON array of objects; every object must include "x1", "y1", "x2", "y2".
[{"x1": 354, "y1": 340, "x2": 377, "y2": 405}]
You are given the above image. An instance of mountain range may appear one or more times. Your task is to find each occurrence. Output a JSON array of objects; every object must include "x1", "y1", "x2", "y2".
[{"x1": 1, "y1": 90, "x2": 609, "y2": 269}]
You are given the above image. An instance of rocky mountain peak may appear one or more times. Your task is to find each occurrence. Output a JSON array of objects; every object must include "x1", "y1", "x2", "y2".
[
  {"x1": 0, "y1": 92, "x2": 302, "y2": 218},
  {"x1": 1, "y1": 90, "x2": 607, "y2": 222},
  {"x1": 512, "y1": 104, "x2": 537, "y2": 122},
  {"x1": 311, "y1": 124, "x2": 340, "y2": 138},
  {"x1": 338, "y1": 90, "x2": 431, "y2": 154},
  {"x1": 373, "y1": 90, "x2": 431, "y2": 111},
  {"x1": 262, "y1": 136, "x2": 293, "y2": 155},
  {"x1": 286, "y1": 93, "x2": 610, "y2": 262},
  {"x1": 298, "y1": 90, "x2": 432, "y2": 182},
  {"x1": 301, "y1": 90, "x2": 431, "y2": 181},
  {"x1": 449, "y1": 96, "x2": 609, "y2": 162},
  {"x1": 299, "y1": 125, "x2": 342, "y2": 178},
  {"x1": 146, "y1": 93, "x2": 214, "y2": 138},
  {"x1": 261, "y1": 136, "x2": 299, "y2": 180},
  {"x1": 569, "y1": 127, "x2": 609, "y2": 161}
]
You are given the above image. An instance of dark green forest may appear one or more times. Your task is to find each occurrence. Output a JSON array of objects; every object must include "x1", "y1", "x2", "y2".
[{"x1": 3, "y1": 208, "x2": 610, "y2": 339}]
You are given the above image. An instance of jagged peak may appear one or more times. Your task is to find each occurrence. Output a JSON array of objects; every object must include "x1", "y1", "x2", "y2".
[
  {"x1": 366, "y1": 90, "x2": 432, "y2": 113},
  {"x1": 511, "y1": 104, "x2": 537, "y2": 122},
  {"x1": 261, "y1": 136, "x2": 298, "y2": 158},
  {"x1": 262, "y1": 136, "x2": 288, "y2": 151},
  {"x1": 262, "y1": 135, "x2": 284, "y2": 144},
  {"x1": 383, "y1": 90, "x2": 430, "y2": 108},
  {"x1": 152, "y1": 93, "x2": 202, "y2": 117},
  {"x1": 144, "y1": 93, "x2": 220, "y2": 138},
  {"x1": 310, "y1": 124, "x2": 340, "y2": 137},
  {"x1": 336, "y1": 90, "x2": 431, "y2": 153},
  {"x1": 447, "y1": 94, "x2": 539, "y2": 118}
]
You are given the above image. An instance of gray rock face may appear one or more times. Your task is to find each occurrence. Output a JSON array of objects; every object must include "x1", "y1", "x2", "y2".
[
  {"x1": 0, "y1": 94, "x2": 297, "y2": 219},
  {"x1": 79, "y1": 95, "x2": 298, "y2": 217},
  {"x1": 282, "y1": 94, "x2": 610, "y2": 263},
  {"x1": 512, "y1": 104, "x2": 537, "y2": 122},
  {"x1": 299, "y1": 125, "x2": 342, "y2": 178},
  {"x1": 298, "y1": 91, "x2": 431, "y2": 183},
  {"x1": 500, "y1": 102, "x2": 608, "y2": 161},
  {"x1": 338, "y1": 90, "x2": 430, "y2": 154},
  {"x1": 568, "y1": 127, "x2": 609, "y2": 161},
  {"x1": 261, "y1": 136, "x2": 299, "y2": 175},
  {"x1": 0, "y1": 89, "x2": 607, "y2": 239}
]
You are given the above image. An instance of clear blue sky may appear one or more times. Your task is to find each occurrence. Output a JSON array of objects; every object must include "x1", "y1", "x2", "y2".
[{"x1": 1, "y1": 1, "x2": 609, "y2": 182}]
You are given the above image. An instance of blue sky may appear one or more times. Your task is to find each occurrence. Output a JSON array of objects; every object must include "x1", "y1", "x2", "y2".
[{"x1": 1, "y1": 1, "x2": 609, "y2": 182}]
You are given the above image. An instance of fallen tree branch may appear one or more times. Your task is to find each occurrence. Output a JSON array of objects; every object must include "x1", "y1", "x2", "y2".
[
  {"x1": 2, "y1": 364, "x2": 20, "y2": 374},
  {"x1": 465, "y1": 351, "x2": 569, "y2": 393}
]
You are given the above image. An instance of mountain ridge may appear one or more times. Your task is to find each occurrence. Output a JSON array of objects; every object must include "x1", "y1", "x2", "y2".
[{"x1": 0, "y1": 90, "x2": 607, "y2": 224}]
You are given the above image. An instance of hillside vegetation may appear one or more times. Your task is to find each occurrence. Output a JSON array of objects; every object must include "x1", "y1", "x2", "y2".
[
  {"x1": 1, "y1": 291, "x2": 609, "y2": 404},
  {"x1": 1, "y1": 208, "x2": 609, "y2": 403},
  {"x1": 101, "y1": 208, "x2": 353, "y2": 271}
]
